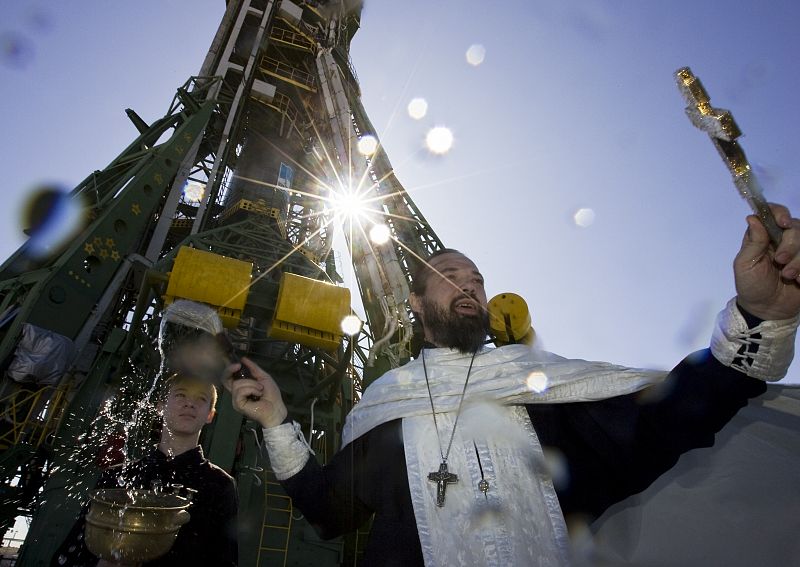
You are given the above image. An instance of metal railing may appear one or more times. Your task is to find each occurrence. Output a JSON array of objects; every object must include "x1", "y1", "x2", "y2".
[
  {"x1": 259, "y1": 56, "x2": 316, "y2": 92},
  {"x1": 0, "y1": 384, "x2": 69, "y2": 450},
  {"x1": 270, "y1": 26, "x2": 316, "y2": 53}
]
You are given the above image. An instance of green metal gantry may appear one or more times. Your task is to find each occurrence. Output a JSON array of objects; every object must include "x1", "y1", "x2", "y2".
[{"x1": 0, "y1": 2, "x2": 443, "y2": 566}]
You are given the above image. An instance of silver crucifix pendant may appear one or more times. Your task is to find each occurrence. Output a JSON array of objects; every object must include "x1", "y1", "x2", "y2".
[{"x1": 428, "y1": 462, "x2": 458, "y2": 507}]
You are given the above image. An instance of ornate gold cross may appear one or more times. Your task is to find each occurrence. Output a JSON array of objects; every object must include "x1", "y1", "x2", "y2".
[{"x1": 675, "y1": 67, "x2": 782, "y2": 245}]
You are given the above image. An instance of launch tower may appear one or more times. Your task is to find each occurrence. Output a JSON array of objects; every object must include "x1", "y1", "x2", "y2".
[{"x1": 0, "y1": 1, "x2": 443, "y2": 565}]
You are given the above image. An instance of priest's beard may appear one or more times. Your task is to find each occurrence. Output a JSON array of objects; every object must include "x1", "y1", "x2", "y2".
[{"x1": 419, "y1": 296, "x2": 489, "y2": 354}]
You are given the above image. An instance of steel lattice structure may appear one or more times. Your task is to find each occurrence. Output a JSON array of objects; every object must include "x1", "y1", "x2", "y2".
[{"x1": 0, "y1": 2, "x2": 444, "y2": 566}]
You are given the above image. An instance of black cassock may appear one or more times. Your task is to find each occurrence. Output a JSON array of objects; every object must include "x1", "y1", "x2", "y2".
[
  {"x1": 283, "y1": 349, "x2": 766, "y2": 566},
  {"x1": 52, "y1": 446, "x2": 238, "y2": 567}
]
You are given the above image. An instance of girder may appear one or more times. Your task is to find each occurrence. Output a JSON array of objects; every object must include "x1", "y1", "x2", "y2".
[{"x1": 2, "y1": 2, "x2": 443, "y2": 565}]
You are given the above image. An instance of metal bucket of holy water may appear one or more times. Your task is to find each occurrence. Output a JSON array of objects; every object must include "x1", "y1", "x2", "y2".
[{"x1": 85, "y1": 488, "x2": 191, "y2": 563}]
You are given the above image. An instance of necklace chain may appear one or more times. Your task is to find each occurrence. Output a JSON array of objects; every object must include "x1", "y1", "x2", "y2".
[{"x1": 421, "y1": 349, "x2": 477, "y2": 463}]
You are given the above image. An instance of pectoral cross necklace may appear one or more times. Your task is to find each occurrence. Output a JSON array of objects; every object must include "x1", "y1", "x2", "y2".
[{"x1": 422, "y1": 349, "x2": 477, "y2": 507}]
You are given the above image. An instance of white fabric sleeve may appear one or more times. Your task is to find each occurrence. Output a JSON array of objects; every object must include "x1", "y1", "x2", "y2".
[
  {"x1": 261, "y1": 421, "x2": 313, "y2": 480},
  {"x1": 711, "y1": 298, "x2": 800, "y2": 381}
]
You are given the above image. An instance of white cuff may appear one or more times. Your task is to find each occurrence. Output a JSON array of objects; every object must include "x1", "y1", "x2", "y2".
[
  {"x1": 262, "y1": 421, "x2": 313, "y2": 480},
  {"x1": 711, "y1": 298, "x2": 800, "y2": 381}
]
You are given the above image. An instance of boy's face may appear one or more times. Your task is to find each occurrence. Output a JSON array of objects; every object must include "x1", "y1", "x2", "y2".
[{"x1": 161, "y1": 380, "x2": 216, "y2": 437}]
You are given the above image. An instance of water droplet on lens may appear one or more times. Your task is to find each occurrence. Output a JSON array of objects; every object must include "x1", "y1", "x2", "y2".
[
  {"x1": 0, "y1": 32, "x2": 35, "y2": 69},
  {"x1": 425, "y1": 127, "x2": 454, "y2": 155},
  {"x1": 573, "y1": 207, "x2": 595, "y2": 228},
  {"x1": 407, "y1": 98, "x2": 428, "y2": 120},
  {"x1": 357, "y1": 135, "x2": 378, "y2": 156},
  {"x1": 19, "y1": 184, "x2": 86, "y2": 257},
  {"x1": 466, "y1": 44, "x2": 486, "y2": 66}
]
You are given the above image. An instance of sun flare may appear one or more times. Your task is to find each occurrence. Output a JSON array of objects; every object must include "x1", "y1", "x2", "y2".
[{"x1": 329, "y1": 186, "x2": 369, "y2": 221}]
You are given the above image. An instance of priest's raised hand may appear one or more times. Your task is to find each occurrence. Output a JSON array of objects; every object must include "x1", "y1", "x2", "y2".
[
  {"x1": 733, "y1": 202, "x2": 800, "y2": 321},
  {"x1": 224, "y1": 357, "x2": 288, "y2": 428}
]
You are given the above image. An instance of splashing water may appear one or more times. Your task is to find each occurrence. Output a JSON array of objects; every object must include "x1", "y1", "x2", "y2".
[
  {"x1": 57, "y1": 299, "x2": 227, "y2": 521},
  {"x1": 158, "y1": 300, "x2": 231, "y2": 384}
]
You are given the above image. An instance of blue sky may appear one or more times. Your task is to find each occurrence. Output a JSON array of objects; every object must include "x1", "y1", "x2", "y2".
[{"x1": 2, "y1": 0, "x2": 799, "y2": 383}]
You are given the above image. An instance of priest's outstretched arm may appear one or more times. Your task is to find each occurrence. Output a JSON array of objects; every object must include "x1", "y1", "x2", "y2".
[
  {"x1": 226, "y1": 358, "x2": 424, "y2": 561},
  {"x1": 224, "y1": 202, "x2": 800, "y2": 549},
  {"x1": 528, "y1": 202, "x2": 800, "y2": 520},
  {"x1": 224, "y1": 354, "x2": 373, "y2": 530}
]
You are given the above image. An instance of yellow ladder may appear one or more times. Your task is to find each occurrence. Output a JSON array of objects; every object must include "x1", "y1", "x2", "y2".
[{"x1": 256, "y1": 472, "x2": 293, "y2": 566}]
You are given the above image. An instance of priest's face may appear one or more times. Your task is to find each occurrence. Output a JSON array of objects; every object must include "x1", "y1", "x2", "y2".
[{"x1": 410, "y1": 252, "x2": 489, "y2": 353}]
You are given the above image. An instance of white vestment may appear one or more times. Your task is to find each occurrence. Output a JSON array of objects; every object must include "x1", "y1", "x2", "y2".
[
  {"x1": 263, "y1": 299, "x2": 799, "y2": 567},
  {"x1": 343, "y1": 344, "x2": 666, "y2": 566}
]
